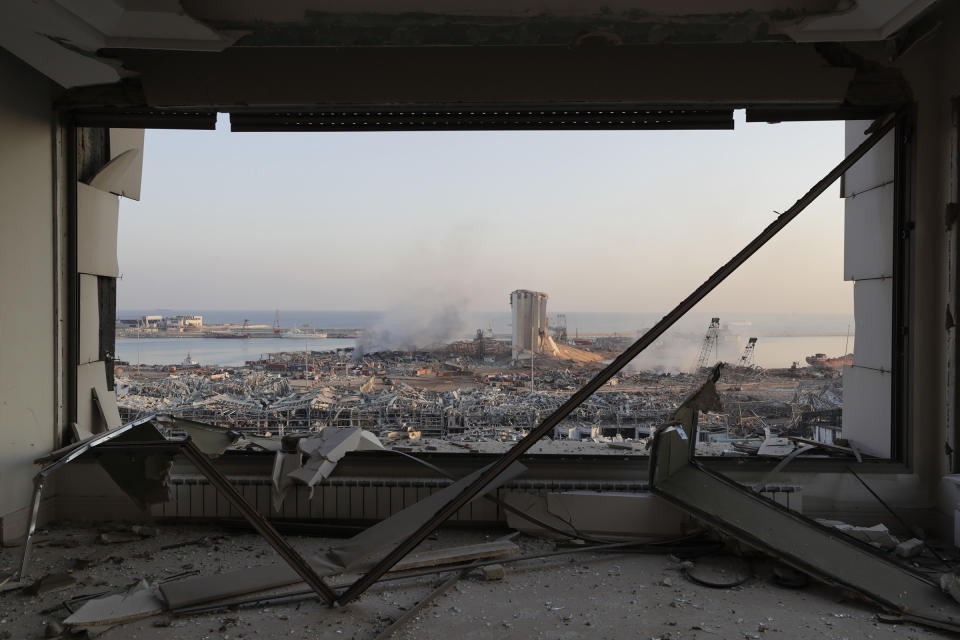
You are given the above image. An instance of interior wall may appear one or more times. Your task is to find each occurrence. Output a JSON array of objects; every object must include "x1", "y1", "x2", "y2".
[
  {"x1": 0, "y1": 47, "x2": 59, "y2": 543},
  {"x1": 904, "y1": 8, "x2": 960, "y2": 531}
]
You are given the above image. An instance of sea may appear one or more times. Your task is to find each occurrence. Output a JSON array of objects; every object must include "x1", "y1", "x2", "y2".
[{"x1": 115, "y1": 309, "x2": 856, "y2": 370}]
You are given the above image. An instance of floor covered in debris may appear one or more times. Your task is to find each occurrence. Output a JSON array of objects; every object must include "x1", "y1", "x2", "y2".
[{"x1": 1, "y1": 523, "x2": 953, "y2": 640}]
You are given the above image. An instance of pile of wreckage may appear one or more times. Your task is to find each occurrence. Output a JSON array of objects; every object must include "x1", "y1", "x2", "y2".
[
  {"x1": 115, "y1": 367, "x2": 849, "y2": 458},
  {"x1": 117, "y1": 372, "x2": 688, "y2": 443}
]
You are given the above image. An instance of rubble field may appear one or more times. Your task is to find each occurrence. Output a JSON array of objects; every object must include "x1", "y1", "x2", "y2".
[
  {"x1": 0, "y1": 523, "x2": 950, "y2": 640},
  {"x1": 114, "y1": 344, "x2": 844, "y2": 456}
]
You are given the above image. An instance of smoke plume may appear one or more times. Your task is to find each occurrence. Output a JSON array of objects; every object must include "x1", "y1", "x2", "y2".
[
  {"x1": 355, "y1": 296, "x2": 467, "y2": 356},
  {"x1": 624, "y1": 330, "x2": 705, "y2": 374}
]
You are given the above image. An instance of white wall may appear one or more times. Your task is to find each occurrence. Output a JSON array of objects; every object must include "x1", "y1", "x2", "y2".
[{"x1": 0, "y1": 47, "x2": 58, "y2": 542}]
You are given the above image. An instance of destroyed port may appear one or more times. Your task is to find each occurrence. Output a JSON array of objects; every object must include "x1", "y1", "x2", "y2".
[{"x1": 113, "y1": 298, "x2": 846, "y2": 458}]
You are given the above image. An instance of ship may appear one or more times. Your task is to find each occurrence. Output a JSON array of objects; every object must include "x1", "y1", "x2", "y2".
[
  {"x1": 281, "y1": 327, "x2": 327, "y2": 339},
  {"x1": 213, "y1": 319, "x2": 252, "y2": 339},
  {"x1": 805, "y1": 353, "x2": 853, "y2": 369}
]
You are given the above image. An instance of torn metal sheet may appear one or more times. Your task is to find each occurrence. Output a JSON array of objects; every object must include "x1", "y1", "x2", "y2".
[
  {"x1": 163, "y1": 416, "x2": 239, "y2": 457},
  {"x1": 676, "y1": 375, "x2": 723, "y2": 414},
  {"x1": 333, "y1": 114, "x2": 898, "y2": 606},
  {"x1": 648, "y1": 395, "x2": 960, "y2": 629},
  {"x1": 271, "y1": 450, "x2": 301, "y2": 512},
  {"x1": 244, "y1": 434, "x2": 282, "y2": 451},
  {"x1": 284, "y1": 427, "x2": 384, "y2": 499}
]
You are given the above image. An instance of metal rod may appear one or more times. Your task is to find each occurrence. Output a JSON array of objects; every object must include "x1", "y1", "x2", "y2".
[
  {"x1": 336, "y1": 113, "x2": 898, "y2": 605},
  {"x1": 173, "y1": 538, "x2": 705, "y2": 617},
  {"x1": 177, "y1": 440, "x2": 339, "y2": 605},
  {"x1": 16, "y1": 477, "x2": 46, "y2": 579},
  {"x1": 373, "y1": 569, "x2": 468, "y2": 640}
]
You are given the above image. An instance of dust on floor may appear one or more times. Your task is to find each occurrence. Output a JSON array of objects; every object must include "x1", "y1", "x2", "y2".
[{"x1": 0, "y1": 523, "x2": 950, "y2": 640}]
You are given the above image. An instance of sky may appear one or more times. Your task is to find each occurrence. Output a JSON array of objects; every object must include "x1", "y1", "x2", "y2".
[{"x1": 117, "y1": 111, "x2": 851, "y2": 314}]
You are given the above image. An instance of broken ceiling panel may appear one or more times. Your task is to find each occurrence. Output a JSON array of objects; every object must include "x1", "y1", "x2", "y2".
[
  {"x1": 0, "y1": 0, "x2": 239, "y2": 88},
  {"x1": 0, "y1": 0, "x2": 119, "y2": 88},
  {"x1": 54, "y1": 0, "x2": 240, "y2": 49}
]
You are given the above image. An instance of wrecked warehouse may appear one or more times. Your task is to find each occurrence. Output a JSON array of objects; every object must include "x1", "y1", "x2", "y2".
[{"x1": 4, "y1": 0, "x2": 960, "y2": 638}]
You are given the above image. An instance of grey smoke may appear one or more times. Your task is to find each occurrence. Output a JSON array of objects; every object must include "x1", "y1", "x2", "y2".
[
  {"x1": 356, "y1": 298, "x2": 467, "y2": 356},
  {"x1": 624, "y1": 329, "x2": 726, "y2": 374}
]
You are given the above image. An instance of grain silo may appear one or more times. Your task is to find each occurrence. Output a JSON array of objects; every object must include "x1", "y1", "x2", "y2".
[{"x1": 510, "y1": 289, "x2": 548, "y2": 362}]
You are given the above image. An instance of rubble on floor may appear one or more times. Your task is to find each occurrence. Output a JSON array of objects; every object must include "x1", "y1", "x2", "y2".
[{"x1": 2, "y1": 523, "x2": 958, "y2": 640}]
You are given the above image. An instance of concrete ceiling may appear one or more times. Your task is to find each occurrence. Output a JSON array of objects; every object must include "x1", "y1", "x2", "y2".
[{"x1": 0, "y1": 0, "x2": 939, "y2": 108}]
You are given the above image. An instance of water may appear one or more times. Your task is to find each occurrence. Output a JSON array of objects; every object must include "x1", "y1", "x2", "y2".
[
  {"x1": 116, "y1": 337, "x2": 357, "y2": 367},
  {"x1": 116, "y1": 332, "x2": 853, "y2": 370},
  {"x1": 118, "y1": 309, "x2": 854, "y2": 338}
]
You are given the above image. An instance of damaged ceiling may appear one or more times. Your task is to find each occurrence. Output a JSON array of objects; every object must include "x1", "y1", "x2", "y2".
[{"x1": 0, "y1": 0, "x2": 938, "y2": 110}]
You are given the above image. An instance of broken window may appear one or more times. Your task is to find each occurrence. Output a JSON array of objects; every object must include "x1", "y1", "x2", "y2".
[{"x1": 66, "y1": 108, "x2": 908, "y2": 475}]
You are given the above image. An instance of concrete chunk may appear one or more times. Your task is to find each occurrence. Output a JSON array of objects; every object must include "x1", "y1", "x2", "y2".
[
  {"x1": 895, "y1": 538, "x2": 924, "y2": 558},
  {"x1": 480, "y1": 564, "x2": 505, "y2": 581}
]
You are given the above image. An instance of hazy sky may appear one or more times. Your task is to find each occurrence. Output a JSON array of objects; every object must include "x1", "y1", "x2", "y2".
[{"x1": 117, "y1": 112, "x2": 850, "y2": 314}]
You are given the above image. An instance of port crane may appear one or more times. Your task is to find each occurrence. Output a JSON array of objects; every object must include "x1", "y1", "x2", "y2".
[
  {"x1": 693, "y1": 317, "x2": 721, "y2": 371},
  {"x1": 738, "y1": 337, "x2": 758, "y2": 368}
]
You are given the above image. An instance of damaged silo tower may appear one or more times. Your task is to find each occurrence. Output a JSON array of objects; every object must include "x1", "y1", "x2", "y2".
[{"x1": 510, "y1": 289, "x2": 548, "y2": 362}]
